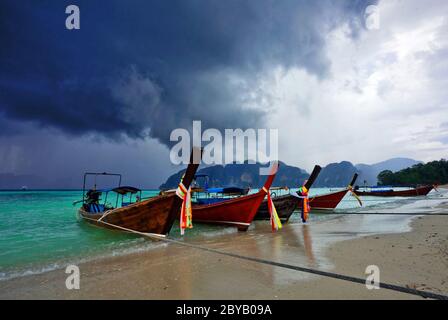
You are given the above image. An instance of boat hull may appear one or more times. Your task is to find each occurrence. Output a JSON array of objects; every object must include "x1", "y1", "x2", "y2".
[
  {"x1": 192, "y1": 163, "x2": 278, "y2": 231},
  {"x1": 79, "y1": 193, "x2": 181, "y2": 236},
  {"x1": 255, "y1": 165, "x2": 325, "y2": 221},
  {"x1": 255, "y1": 188, "x2": 349, "y2": 221},
  {"x1": 308, "y1": 189, "x2": 349, "y2": 210},
  {"x1": 354, "y1": 185, "x2": 433, "y2": 197},
  {"x1": 255, "y1": 194, "x2": 298, "y2": 222},
  {"x1": 193, "y1": 192, "x2": 267, "y2": 231}
]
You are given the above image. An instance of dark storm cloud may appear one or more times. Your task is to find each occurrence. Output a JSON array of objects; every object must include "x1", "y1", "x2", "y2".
[{"x1": 0, "y1": 0, "x2": 375, "y2": 144}]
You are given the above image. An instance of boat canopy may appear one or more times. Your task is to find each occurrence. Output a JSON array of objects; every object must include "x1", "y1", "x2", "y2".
[
  {"x1": 206, "y1": 187, "x2": 247, "y2": 195},
  {"x1": 93, "y1": 188, "x2": 114, "y2": 193},
  {"x1": 269, "y1": 186, "x2": 289, "y2": 191},
  {"x1": 112, "y1": 186, "x2": 141, "y2": 195}
]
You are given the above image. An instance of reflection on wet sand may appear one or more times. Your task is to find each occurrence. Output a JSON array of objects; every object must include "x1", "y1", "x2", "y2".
[
  {"x1": 185, "y1": 221, "x2": 323, "y2": 288},
  {"x1": 301, "y1": 225, "x2": 316, "y2": 266}
]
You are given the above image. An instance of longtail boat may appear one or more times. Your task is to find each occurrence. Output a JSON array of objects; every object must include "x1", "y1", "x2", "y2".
[
  {"x1": 353, "y1": 185, "x2": 433, "y2": 197},
  {"x1": 77, "y1": 148, "x2": 201, "y2": 237},
  {"x1": 255, "y1": 172, "x2": 360, "y2": 221},
  {"x1": 307, "y1": 173, "x2": 360, "y2": 210},
  {"x1": 255, "y1": 165, "x2": 322, "y2": 222},
  {"x1": 192, "y1": 162, "x2": 279, "y2": 231}
]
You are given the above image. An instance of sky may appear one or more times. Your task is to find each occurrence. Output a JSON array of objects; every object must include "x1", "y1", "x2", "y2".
[{"x1": 1, "y1": 0, "x2": 447, "y2": 188}]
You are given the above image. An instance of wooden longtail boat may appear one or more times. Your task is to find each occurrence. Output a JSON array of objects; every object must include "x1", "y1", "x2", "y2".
[
  {"x1": 307, "y1": 173, "x2": 359, "y2": 210},
  {"x1": 255, "y1": 172, "x2": 360, "y2": 221},
  {"x1": 192, "y1": 162, "x2": 279, "y2": 231},
  {"x1": 255, "y1": 165, "x2": 322, "y2": 222},
  {"x1": 353, "y1": 185, "x2": 433, "y2": 197},
  {"x1": 78, "y1": 148, "x2": 201, "y2": 237}
]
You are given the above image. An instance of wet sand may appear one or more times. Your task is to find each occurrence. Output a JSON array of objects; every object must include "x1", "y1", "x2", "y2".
[{"x1": 1, "y1": 187, "x2": 447, "y2": 299}]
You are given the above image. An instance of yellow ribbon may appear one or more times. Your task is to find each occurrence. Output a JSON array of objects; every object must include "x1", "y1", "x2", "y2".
[
  {"x1": 263, "y1": 187, "x2": 282, "y2": 231},
  {"x1": 176, "y1": 183, "x2": 193, "y2": 235},
  {"x1": 301, "y1": 186, "x2": 310, "y2": 222}
]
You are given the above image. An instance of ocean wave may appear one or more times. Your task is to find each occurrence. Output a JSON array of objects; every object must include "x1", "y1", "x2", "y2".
[{"x1": 0, "y1": 240, "x2": 168, "y2": 281}]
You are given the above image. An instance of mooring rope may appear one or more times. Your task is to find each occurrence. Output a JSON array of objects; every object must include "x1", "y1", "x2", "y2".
[
  {"x1": 316, "y1": 197, "x2": 448, "y2": 202},
  {"x1": 88, "y1": 216, "x2": 448, "y2": 300},
  {"x1": 316, "y1": 212, "x2": 448, "y2": 216}
]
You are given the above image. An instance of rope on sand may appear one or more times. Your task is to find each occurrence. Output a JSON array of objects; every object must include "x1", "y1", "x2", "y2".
[{"x1": 91, "y1": 218, "x2": 448, "y2": 300}]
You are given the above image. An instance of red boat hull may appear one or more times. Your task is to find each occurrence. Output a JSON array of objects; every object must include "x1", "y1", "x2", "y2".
[
  {"x1": 192, "y1": 163, "x2": 278, "y2": 231},
  {"x1": 308, "y1": 189, "x2": 349, "y2": 210},
  {"x1": 255, "y1": 188, "x2": 349, "y2": 221},
  {"x1": 193, "y1": 192, "x2": 268, "y2": 231},
  {"x1": 354, "y1": 185, "x2": 433, "y2": 197},
  {"x1": 256, "y1": 172, "x2": 358, "y2": 220}
]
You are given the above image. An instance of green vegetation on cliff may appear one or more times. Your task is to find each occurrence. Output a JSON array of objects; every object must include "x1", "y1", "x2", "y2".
[{"x1": 377, "y1": 159, "x2": 448, "y2": 186}]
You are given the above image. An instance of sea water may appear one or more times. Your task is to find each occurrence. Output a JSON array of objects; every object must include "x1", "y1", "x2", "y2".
[{"x1": 0, "y1": 188, "x2": 444, "y2": 281}]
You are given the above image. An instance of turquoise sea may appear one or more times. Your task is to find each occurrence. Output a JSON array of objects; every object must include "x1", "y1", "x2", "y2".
[{"x1": 0, "y1": 188, "x2": 441, "y2": 281}]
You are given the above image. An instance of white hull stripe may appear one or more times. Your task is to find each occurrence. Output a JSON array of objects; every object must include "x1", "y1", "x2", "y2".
[
  {"x1": 309, "y1": 207, "x2": 335, "y2": 211},
  {"x1": 194, "y1": 220, "x2": 250, "y2": 226}
]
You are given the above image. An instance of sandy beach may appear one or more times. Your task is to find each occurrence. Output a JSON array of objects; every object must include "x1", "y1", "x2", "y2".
[{"x1": 1, "y1": 192, "x2": 447, "y2": 299}]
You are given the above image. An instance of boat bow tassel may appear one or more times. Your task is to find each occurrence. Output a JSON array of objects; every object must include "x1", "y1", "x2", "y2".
[
  {"x1": 176, "y1": 183, "x2": 193, "y2": 235},
  {"x1": 298, "y1": 186, "x2": 310, "y2": 223},
  {"x1": 263, "y1": 187, "x2": 282, "y2": 231}
]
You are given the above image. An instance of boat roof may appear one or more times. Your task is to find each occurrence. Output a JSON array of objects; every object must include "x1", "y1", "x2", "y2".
[
  {"x1": 111, "y1": 186, "x2": 141, "y2": 195},
  {"x1": 269, "y1": 186, "x2": 289, "y2": 191},
  {"x1": 206, "y1": 187, "x2": 247, "y2": 194}
]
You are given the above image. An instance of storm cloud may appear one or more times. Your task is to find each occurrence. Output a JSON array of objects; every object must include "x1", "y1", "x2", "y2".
[{"x1": 0, "y1": 0, "x2": 374, "y2": 145}]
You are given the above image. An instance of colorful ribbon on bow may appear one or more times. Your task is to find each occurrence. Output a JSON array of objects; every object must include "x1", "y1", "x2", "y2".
[
  {"x1": 263, "y1": 187, "x2": 282, "y2": 231},
  {"x1": 176, "y1": 182, "x2": 192, "y2": 235},
  {"x1": 348, "y1": 186, "x2": 363, "y2": 207},
  {"x1": 298, "y1": 186, "x2": 310, "y2": 223}
]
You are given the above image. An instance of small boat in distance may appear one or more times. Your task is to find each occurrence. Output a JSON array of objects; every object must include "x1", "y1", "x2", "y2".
[
  {"x1": 21, "y1": 186, "x2": 28, "y2": 191},
  {"x1": 77, "y1": 148, "x2": 201, "y2": 236},
  {"x1": 192, "y1": 162, "x2": 279, "y2": 231},
  {"x1": 353, "y1": 185, "x2": 434, "y2": 197}
]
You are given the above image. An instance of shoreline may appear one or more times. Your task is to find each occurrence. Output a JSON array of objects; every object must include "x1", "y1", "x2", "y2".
[{"x1": 1, "y1": 207, "x2": 447, "y2": 299}]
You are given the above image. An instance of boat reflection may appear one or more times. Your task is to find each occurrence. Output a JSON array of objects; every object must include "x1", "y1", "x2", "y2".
[
  {"x1": 149, "y1": 222, "x2": 322, "y2": 297},
  {"x1": 301, "y1": 224, "x2": 316, "y2": 266}
]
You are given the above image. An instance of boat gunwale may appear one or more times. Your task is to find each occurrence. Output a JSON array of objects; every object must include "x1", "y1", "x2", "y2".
[
  {"x1": 78, "y1": 192, "x2": 176, "y2": 219},
  {"x1": 192, "y1": 190, "x2": 265, "y2": 209}
]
